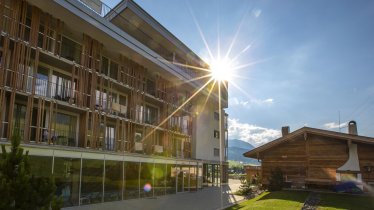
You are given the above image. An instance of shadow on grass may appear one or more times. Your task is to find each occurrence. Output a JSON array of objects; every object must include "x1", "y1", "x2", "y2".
[{"x1": 318, "y1": 193, "x2": 374, "y2": 210}]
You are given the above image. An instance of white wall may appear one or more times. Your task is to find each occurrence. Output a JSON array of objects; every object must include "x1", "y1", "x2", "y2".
[{"x1": 192, "y1": 101, "x2": 225, "y2": 162}]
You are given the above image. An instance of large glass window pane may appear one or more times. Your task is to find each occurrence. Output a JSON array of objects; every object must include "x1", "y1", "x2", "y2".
[
  {"x1": 182, "y1": 165, "x2": 190, "y2": 192},
  {"x1": 166, "y1": 164, "x2": 176, "y2": 194},
  {"x1": 28, "y1": 155, "x2": 52, "y2": 178},
  {"x1": 144, "y1": 105, "x2": 158, "y2": 125},
  {"x1": 140, "y1": 162, "x2": 153, "y2": 198},
  {"x1": 154, "y1": 163, "x2": 165, "y2": 196},
  {"x1": 55, "y1": 112, "x2": 77, "y2": 146},
  {"x1": 54, "y1": 157, "x2": 80, "y2": 207},
  {"x1": 189, "y1": 166, "x2": 197, "y2": 191},
  {"x1": 104, "y1": 160, "x2": 122, "y2": 202},
  {"x1": 12, "y1": 104, "x2": 26, "y2": 138},
  {"x1": 35, "y1": 66, "x2": 49, "y2": 97},
  {"x1": 61, "y1": 36, "x2": 81, "y2": 63},
  {"x1": 81, "y1": 159, "x2": 104, "y2": 205},
  {"x1": 124, "y1": 162, "x2": 139, "y2": 199},
  {"x1": 105, "y1": 126, "x2": 115, "y2": 151}
]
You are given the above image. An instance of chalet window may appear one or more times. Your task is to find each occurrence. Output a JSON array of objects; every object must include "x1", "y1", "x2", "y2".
[
  {"x1": 61, "y1": 36, "x2": 82, "y2": 63},
  {"x1": 214, "y1": 148, "x2": 219, "y2": 157},
  {"x1": 214, "y1": 130, "x2": 220, "y2": 139}
]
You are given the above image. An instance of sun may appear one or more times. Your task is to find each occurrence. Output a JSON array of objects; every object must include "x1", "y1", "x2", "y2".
[{"x1": 209, "y1": 58, "x2": 233, "y2": 82}]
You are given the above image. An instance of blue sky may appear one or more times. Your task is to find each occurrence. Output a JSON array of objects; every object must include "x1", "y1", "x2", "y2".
[{"x1": 106, "y1": 0, "x2": 374, "y2": 146}]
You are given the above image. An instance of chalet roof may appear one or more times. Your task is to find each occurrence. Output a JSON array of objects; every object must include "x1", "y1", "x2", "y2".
[{"x1": 243, "y1": 127, "x2": 374, "y2": 159}]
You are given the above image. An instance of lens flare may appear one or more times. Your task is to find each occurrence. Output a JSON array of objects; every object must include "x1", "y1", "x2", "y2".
[{"x1": 143, "y1": 183, "x2": 152, "y2": 192}]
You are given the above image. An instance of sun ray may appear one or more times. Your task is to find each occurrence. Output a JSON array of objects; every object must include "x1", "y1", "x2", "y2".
[
  {"x1": 224, "y1": 3, "x2": 252, "y2": 60},
  {"x1": 140, "y1": 77, "x2": 215, "y2": 142},
  {"x1": 187, "y1": 2, "x2": 214, "y2": 61},
  {"x1": 200, "y1": 80, "x2": 217, "y2": 115}
]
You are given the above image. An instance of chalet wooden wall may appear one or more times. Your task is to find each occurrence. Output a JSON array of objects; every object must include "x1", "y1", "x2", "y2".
[{"x1": 259, "y1": 134, "x2": 374, "y2": 189}]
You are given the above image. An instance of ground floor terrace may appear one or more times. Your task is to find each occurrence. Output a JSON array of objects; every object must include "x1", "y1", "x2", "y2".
[{"x1": 0, "y1": 143, "x2": 227, "y2": 208}]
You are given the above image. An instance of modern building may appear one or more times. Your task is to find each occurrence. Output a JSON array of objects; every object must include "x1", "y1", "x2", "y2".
[
  {"x1": 0, "y1": 0, "x2": 228, "y2": 207},
  {"x1": 243, "y1": 122, "x2": 374, "y2": 191}
]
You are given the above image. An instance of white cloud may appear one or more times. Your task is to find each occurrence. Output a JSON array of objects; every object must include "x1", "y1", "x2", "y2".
[
  {"x1": 229, "y1": 97, "x2": 274, "y2": 108},
  {"x1": 323, "y1": 121, "x2": 348, "y2": 129},
  {"x1": 228, "y1": 118, "x2": 281, "y2": 147},
  {"x1": 252, "y1": 9, "x2": 262, "y2": 18}
]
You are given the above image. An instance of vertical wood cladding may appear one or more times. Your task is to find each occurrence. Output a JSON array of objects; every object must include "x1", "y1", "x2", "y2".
[{"x1": 0, "y1": 0, "x2": 192, "y2": 157}]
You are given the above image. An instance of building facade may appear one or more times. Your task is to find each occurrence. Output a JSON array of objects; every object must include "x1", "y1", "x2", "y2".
[
  {"x1": 244, "y1": 123, "x2": 374, "y2": 192},
  {"x1": 0, "y1": 0, "x2": 228, "y2": 207}
]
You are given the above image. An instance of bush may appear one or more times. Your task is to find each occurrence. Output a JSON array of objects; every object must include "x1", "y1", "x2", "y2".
[
  {"x1": 268, "y1": 167, "x2": 283, "y2": 191},
  {"x1": 235, "y1": 178, "x2": 253, "y2": 196},
  {"x1": 0, "y1": 129, "x2": 62, "y2": 210}
]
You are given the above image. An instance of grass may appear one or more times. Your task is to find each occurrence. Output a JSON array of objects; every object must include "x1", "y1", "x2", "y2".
[
  {"x1": 227, "y1": 190, "x2": 374, "y2": 210},
  {"x1": 227, "y1": 190, "x2": 309, "y2": 210},
  {"x1": 318, "y1": 193, "x2": 374, "y2": 210}
]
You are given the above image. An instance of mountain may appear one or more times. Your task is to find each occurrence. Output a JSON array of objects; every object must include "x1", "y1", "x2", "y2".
[{"x1": 228, "y1": 139, "x2": 260, "y2": 165}]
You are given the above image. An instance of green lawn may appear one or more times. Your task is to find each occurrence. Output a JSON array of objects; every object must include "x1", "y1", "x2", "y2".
[
  {"x1": 227, "y1": 191, "x2": 374, "y2": 210},
  {"x1": 227, "y1": 191, "x2": 309, "y2": 210},
  {"x1": 318, "y1": 193, "x2": 374, "y2": 210}
]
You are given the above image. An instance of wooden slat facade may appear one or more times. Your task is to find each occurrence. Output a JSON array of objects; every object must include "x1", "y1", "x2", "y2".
[{"x1": 0, "y1": 0, "x2": 195, "y2": 159}]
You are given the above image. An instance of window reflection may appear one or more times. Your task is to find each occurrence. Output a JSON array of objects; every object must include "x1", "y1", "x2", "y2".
[
  {"x1": 54, "y1": 157, "x2": 80, "y2": 207},
  {"x1": 140, "y1": 162, "x2": 153, "y2": 198},
  {"x1": 104, "y1": 160, "x2": 122, "y2": 202},
  {"x1": 81, "y1": 159, "x2": 104, "y2": 205},
  {"x1": 124, "y1": 162, "x2": 139, "y2": 199}
]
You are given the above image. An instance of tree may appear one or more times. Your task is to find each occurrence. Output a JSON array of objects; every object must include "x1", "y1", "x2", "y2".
[{"x1": 0, "y1": 129, "x2": 62, "y2": 210}]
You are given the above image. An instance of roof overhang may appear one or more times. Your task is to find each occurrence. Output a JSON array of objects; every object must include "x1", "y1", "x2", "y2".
[{"x1": 243, "y1": 127, "x2": 374, "y2": 159}]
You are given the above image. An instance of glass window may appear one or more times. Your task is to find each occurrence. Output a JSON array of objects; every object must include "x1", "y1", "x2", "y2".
[
  {"x1": 54, "y1": 112, "x2": 77, "y2": 146},
  {"x1": 165, "y1": 164, "x2": 176, "y2": 194},
  {"x1": 154, "y1": 163, "x2": 166, "y2": 196},
  {"x1": 81, "y1": 159, "x2": 104, "y2": 205},
  {"x1": 146, "y1": 79, "x2": 155, "y2": 96},
  {"x1": 189, "y1": 166, "x2": 197, "y2": 191},
  {"x1": 214, "y1": 112, "x2": 219, "y2": 121},
  {"x1": 28, "y1": 155, "x2": 52, "y2": 178},
  {"x1": 104, "y1": 160, "x2": 123, "y2": 202},
  {"x1": 53, "y1": 157, "x2": 80, "y2": 207},
  {"x1": 35, "y1": 66, "x2": 49, "y2": 97},
  {"x1": 12, "y1": 104, "x2": 26, "y2": 138},
  {"x1": 51, "y1": 73, "x2": 75, "y2": 102},
  {"x1": 109, "y1": 61, "x2": 118, "y2": 80},
  {"x1": 144, "y1": 105, "x2": 158, "y2": 125},
  {"x1": 101, "y1": 56, "x2": 109, "y2": 76},
  {"x1": 214, "y1": 130, "x2": 220, "y2": 139},
  {"x1": 105, "y1": 126, "x2": 115, "y2": 151},
  {"x1": 61, "y1": 36, "x2": 81, "y2": 63},
  {"x1": 214, "y1": 148, "x2": 220, "y2": 157},
  {"x1": 124, "y1": 162, "x2": 139, "y2": 199},
  {"x1": 140, "y1": 162, "x2": 153, "y2": 198}
]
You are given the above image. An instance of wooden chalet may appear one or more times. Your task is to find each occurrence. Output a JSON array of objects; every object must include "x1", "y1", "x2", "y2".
[{"x1": 243, "y1": 121, "x2": 374, "y2": 191}]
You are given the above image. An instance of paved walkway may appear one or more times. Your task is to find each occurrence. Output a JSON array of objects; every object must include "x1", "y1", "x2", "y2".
[{"x1": 64, "y1": 180, "x2": 244, "y2": 210}]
